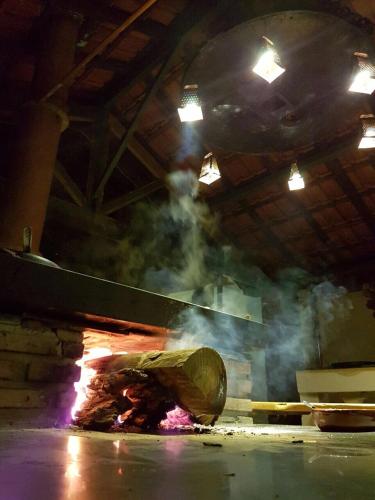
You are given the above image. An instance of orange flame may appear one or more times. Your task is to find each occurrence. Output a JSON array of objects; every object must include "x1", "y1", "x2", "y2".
[{"x1": 71, "y1": 347, "x2": 113, "y2": 420}]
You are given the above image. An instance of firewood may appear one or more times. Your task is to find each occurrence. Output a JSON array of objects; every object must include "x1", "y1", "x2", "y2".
[
  {"x1": 75, "y1": 368, "x2": 175, "y2": 431},
  {"x1": 87, "y1": 348, "x2": 227, "y2": 425}
]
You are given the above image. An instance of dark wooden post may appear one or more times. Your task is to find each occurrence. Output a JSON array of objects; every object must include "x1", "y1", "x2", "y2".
[{"x1": 0, "y1": 4, "x2": 82, "y2": 252}]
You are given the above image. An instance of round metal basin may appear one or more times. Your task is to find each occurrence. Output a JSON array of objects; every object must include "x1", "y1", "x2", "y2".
[{"x1": 185, "y1": 11, "x2": 373, "y2": 153}]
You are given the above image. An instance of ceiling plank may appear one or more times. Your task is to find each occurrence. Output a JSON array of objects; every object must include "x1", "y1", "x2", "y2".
[
  {"x1": 326, "y1": 159, "x2": 375, "y2": 237},
  {"x1": 102, "y1": 180, "x2": 163, "y2": 215},
  {"x1": 209, "y1": 135, "x2": 358, "y2": 209},
  {"x1": 239, "y1": 200, "x2": 305, "y2": 268},
  {"x1": 90, "y1": 2, "x2": 166, "y2": 38},
  {"x1": 41, "y1": 0, "x2": 159, "y2": 102},
  {"x1": 286, "y1": 193, "x2": 330, "y2": 245},
  {"x1": 98, "y1": 0, "x2": 231, "y2": 106},
  {"x1": 232, "y1": 189, "x2": 375, "y2": 231}
]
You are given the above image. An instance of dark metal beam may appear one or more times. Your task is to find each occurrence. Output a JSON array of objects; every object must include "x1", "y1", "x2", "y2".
[
  {"x1": 0, "y1": 250, "x2": 264, "y2": 338},
  {"x1": 326, "y1": 159, "x2": 375, "y2": 237}
]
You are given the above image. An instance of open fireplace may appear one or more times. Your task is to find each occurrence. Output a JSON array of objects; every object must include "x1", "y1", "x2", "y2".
[
  {"x1": 0, "y1": 251, "x2": 265, "y2": 430},
  {"x1": 72, "y1": 334, "x2": 226, "y2": 432}
]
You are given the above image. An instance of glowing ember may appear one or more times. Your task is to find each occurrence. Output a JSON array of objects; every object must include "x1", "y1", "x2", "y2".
[
  {"x1": 159, "y1": 406, "x2": 194, "y2": 430},
  {"x1": 71, "y1": 347, "x2": 113, "y2": 420}
]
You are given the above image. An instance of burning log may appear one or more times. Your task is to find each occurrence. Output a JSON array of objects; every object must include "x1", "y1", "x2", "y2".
[
  {"x1": 75, "y1": 369, "x2": 174, "y2": 431},
  {"x1": 78, "y1": 348, "x2": 226, "y2": 430}
]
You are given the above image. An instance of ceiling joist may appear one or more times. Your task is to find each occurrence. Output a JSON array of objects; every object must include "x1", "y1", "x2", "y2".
[
  {"x1": 326, "y1": 159, "x2": 375, "y2": 238},
  {"x1": 54, "y1": 161, "x2": 86, "y2": 208}
]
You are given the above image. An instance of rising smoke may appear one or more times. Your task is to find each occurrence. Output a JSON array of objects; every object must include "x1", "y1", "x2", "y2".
[{"x1": 58, "y1": 169, "x2": 349, "y2": 400}]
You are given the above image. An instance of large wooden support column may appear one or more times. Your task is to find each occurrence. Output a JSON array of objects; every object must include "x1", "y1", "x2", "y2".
[{"x1": 0, "y1": 6, "x2": 82, "y2": 252}]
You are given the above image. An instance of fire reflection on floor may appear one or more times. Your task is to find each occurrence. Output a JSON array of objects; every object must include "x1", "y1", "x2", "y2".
[{"x1": 1, "y1": 426, "x2": 375, "y2": 499}]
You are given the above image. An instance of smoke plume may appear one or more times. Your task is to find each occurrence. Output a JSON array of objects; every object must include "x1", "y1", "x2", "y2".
[{"x1": 57, "y1": 170, "x2": 349, "y2": 401}]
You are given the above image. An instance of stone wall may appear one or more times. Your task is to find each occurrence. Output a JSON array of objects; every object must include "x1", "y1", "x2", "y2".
[{"x1": 0, "y1": 314, "x2": 83, "y2": 428}]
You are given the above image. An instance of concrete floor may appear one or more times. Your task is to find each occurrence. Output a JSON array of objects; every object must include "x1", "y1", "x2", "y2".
[{"x1": 1, "y1": 426, "x2": 375, "y2": 500}]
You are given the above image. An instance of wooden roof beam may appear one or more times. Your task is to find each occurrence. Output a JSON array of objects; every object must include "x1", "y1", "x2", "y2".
[
  {"x1": 108, "y1": 113, "x2": 168, "y2": 180},
  {"x1": 326, "y1": 159, "x2": 375, "y2": 237},
  {"x1": 54, "y1": 161, "x2": 86, "y2": 207},
  {"x1": 90, "y1": 2, "x2": 166, "y2": 38},
  {"x1": 286, "y1": 193, "x2": 330, "y2": 245},
  {"x1": 102, "y1": 180, "x2": 163, "y2": 215},
  {"x1": 98, "y1": 0, "x2": 232, "y2": 106},
  {"x1": 93, "y1": 52, "x2": 176, "y2": 198},
  {"x1": 230, "y1": 189, "x2": 375, "y2": 231},
  {"x1": 210, "y1": 135, "x2": 358, "y2": 209},
  {"x1": 237, "y1": 200, "x2": 305, "y2": 269}
]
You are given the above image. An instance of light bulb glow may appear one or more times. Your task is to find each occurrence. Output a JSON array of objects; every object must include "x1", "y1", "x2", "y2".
[
  {"x1": 178, "y1": 103, "x2": 203, "y2": 122},
  {"x1": 178, "y1": 84, "x2": 203, "y2": 123},
  {"x1": 199, "y1": 152, "x2": 221, "y2": 185},
  {"x1": 359, "y1": 114, "x2": 375, "y2": 149},
  {"x1": 358, "y1": 136, "x2": 375, "y2": 149},
  {"x1": 253, "y1": 48, "x2": 285, "y2": 83},
  {"x1": 349, "y1": 69, "x2": 375, "y2": 95},
  {"x1": 288, "y1": 163, "x2": 305, "y2": 191}
]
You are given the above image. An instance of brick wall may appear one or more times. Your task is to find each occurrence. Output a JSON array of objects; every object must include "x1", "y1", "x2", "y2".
[{"x1": 0, "y1": 314, "x2": 83, "y2": 428}]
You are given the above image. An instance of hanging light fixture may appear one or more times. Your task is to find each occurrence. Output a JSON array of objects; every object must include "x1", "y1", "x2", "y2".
[
  {"x1": 199, "y1": 152, "x2": 221, "y2": 185},
  {"x1": 252, "y1": 36, "x2": 285, "y2": 84},
  {"x1": 358, "y1": 114, "x2": 375, "y2": 149},
  {"x1": 288, "y1": 162, "x2": 305, "y2": 191},
  {"x1": 349, "y1": 52, "x2": 375, "y2": 95},
  {"x1": 177, "y1": 84, "x2": 203, "y2": 123}
]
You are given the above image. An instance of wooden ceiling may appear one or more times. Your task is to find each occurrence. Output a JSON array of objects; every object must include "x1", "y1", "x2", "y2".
[{"x1": 0, "y1": 0, "x2": 374, "y2": 282}]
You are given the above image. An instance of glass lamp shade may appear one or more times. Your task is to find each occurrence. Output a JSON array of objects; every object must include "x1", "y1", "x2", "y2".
[{"x1": 199, "y1": 153, "x2": 221, "y2": 185}]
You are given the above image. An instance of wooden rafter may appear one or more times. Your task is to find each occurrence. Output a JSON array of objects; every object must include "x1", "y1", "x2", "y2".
[
  {"x1": 54, "y1": 161, "x2": 86, "y2": 207},
  {"x1": 238, "y1": 200, "x2": 305, "y2": 268},
  {"x1": 109, "y1": 113, "x2": 168, "y2": 179},
  {"x1": 102, "y1": 180, "x2": 163, "y2": 215},
  {"x1": 286, "y1": 193, "x2": 330, "y2": 245},
  {"x1": 41, "y1": 0, "x2": 159, "y2": 102},
  {"x1": 93, "y1": 53, "x2": 175, "y2": 198},
  {"x1": 231, "y1": 189, "x2": 375, "y2": 232},
  {"x1": 326, "y1": 159, "x2": 375, "y2": 237},
  {"x1": 88, "y1": 2, "x2": 165, "y2": 38},
  {"x1": 93, "y1": 0, "x2": 232, "y2": 197},
  {"x1": 98, "y1": 0, "x2": 232, "y2": 106},
  {"x1": 210, "y1": 135, "x2": 357, "y2": 209},
  {"x1": 87, "y1": 107, "x2": 110, "y2": 204}
]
